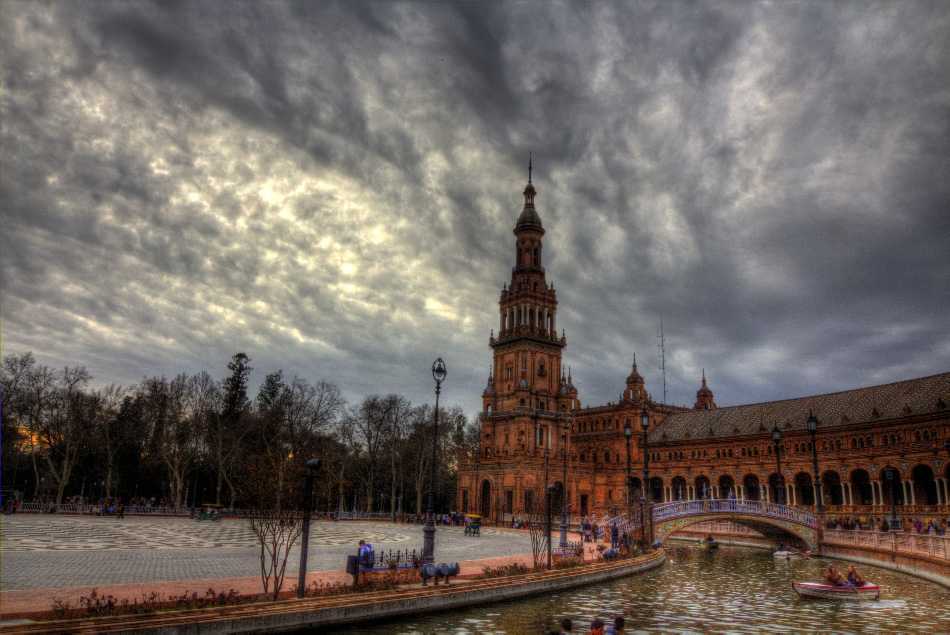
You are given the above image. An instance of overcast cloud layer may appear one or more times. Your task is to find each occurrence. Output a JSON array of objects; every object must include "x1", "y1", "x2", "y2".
[{"x1": 3, "y1": 1, "x2": 949, "y2": 416}]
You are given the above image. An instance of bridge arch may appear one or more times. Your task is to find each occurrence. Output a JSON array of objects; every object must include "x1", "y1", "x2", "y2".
[{"x1": 651, "y1": 500, "x2": 819, "y2": 552}]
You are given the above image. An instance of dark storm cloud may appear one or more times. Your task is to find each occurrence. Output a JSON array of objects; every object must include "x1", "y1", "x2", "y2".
[{"x1": 2, "y1": 1, "x2": 948, "y2": 416}]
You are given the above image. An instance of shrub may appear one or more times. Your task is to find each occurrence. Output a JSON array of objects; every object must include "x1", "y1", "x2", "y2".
[
  {"x1": 477, "y1": 563, "x2": 529, "y2": 579},
  {"x1": 50, "y1": 588, "x2": 248, "y2": 620}
]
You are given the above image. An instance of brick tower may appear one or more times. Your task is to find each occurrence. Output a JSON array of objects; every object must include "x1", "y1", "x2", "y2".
[{"x1": 474, "y1": 161, "x2": 579, "y2": 517}]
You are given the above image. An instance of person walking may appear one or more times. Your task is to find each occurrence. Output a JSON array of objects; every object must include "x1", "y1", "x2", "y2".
[{"x1": 610, "y1": 522, "x2": 619, "y2": 550}]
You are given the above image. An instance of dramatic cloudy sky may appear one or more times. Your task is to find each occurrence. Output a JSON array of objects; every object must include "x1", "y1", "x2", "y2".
[{"x1": 3, "y1": 1, "x2": 949, "y2": 417}]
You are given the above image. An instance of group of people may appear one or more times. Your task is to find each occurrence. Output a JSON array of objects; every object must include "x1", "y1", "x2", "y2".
[
  {"x1": 580, "y1": 517, "x2": 604, "y2": 542},
  {"x1": 826, "y1": 517, "x2": 867, "y2": 530},
  {"x1": 397, "y1": 512, "x2": 465, "y2": 526},
  {"x1": 822, "y1": 565, "x2": 867, "y2": 587},
  {"x1": 555, "y1": 616, "x2": 625, "y2": 634}
]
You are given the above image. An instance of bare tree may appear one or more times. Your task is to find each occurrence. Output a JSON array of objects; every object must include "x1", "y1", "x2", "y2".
[
  {"x1": 33, "y1": 366, "x2": 94, "y2": 503},
  {"x1": 346, "y1": 395, "x2": 400, "y2": 513},
  {"x1": 239, "y1": 453, "x2": 306, "y2": 601},
  {"x1": 89, "y1": 384, "x2": 128, "y2": 499}
]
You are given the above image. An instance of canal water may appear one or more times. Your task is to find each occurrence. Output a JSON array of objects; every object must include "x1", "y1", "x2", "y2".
[{"x1": 344, "y1": 543, "x2": 950, "y2": 633}]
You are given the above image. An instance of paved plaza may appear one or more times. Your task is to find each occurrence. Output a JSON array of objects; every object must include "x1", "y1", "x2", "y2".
[{"x1": 0, "y1": 516, "x2": 533, "y2": 591}]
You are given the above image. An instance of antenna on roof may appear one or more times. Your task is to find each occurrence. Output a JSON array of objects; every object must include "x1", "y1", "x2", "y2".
[{"x1": 657, "y1": 317, "x2": 667, "y2": 405}]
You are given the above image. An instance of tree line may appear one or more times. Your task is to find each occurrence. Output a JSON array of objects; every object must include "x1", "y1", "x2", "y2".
[{"x1": 1, "y1": 352, "x2": 480, "y2": 513}]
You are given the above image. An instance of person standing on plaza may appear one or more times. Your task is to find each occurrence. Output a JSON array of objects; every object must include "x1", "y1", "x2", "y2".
[
  {"x1": 116, "y1": 501, "x2": 125, "y2": 519},
  {"x1": 610, "y1": 522, "x2": 619, "y2": 549}
]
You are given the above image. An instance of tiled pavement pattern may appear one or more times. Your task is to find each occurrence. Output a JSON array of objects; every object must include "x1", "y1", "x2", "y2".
[
  {"x1": 0, "y1": 516, "x2": 531, "y2": 591},
  {"x1": 0, "y1": 516, "x2": 430, "y2": 551}
]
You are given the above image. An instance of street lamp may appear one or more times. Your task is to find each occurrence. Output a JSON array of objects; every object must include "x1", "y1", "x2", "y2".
[
  {"x1": 640, "y1": 402, "x2": 651, "y2": 551},
  {"x1": 546, "y1": 483, "x2": 557, "y2": 570},
  {"x1": 624, "y1": 420, "x2": 633, "y2": 511},
  {"x1": 473, "y1": 456, "x2": 480, "y2": 516},
  {"x1": 806, "y1": 411, "x2": 823, "y2": 512},
  {"x1": 883, "y1": 466, "x2": 900, "y2": 530},
  {"x1": 771, "y1": 425, "x2": 785, "y2": 505},
  {"x1": 423, "y1": 358, "x2": 447, "y2": 564},
  {"x1": 559, "y1": 420, "x2": 569, "y2": 548},
  {"x1": 297, "y1": 458, "x2": 323, "y2": 598}
]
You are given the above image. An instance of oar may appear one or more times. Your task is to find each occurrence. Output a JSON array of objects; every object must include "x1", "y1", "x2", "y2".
[{"x1": 843, "y1": 580, "x2": 869, "y2": 603}]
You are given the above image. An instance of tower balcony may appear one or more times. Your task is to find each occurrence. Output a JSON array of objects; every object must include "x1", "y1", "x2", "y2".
[
  {"x1": 479, "y1": 406, "x2": 574, "y2": 422},
  {"x1": 491, "y1": 327, "x2": 566, "y2": 347},
  {"x1": 511, "y1": 265, "x2": 545, "y2": 275}
]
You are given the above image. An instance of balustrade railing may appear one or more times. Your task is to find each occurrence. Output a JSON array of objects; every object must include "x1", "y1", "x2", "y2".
[
  {"x1": 822, "y1": 529, "x2": 950, "y2": 562},
  {"x1": 651, "y1": 499, "x2": 817, "y2": 527},
  {"x1": 652, "y1": 500, "x2": 704, "y2": 521}
]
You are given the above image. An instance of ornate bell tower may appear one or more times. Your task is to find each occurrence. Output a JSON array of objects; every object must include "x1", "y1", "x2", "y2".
[{"x1": 480, "y1": 161, "x2": 579, "y2": 467}]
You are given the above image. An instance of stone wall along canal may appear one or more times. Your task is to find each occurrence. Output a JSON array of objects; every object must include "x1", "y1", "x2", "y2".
[{"x1": 341, "y1": 544, "x2": 950, "y2": 633}]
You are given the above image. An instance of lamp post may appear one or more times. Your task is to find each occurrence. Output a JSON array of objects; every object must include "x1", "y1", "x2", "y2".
[
  {"x1": 473, "y1": 457, "x2": 480, "y2": 516},
  {"x1": 543, "y1": 449, "x2": 550, "y2": 503},
  {"x1": 624, "y1": 420, "x2": 633, "y2": 512},
  {"x1": 883, "y1": 466, "x2": 900, "y2": 530},
  {"x1": 640, "y1": 402, "x2": 651, "y2": 551},
  {"x1": 297, "y1": 458, "x2": 323, "y2": 598},
  {"x1": 806, "y1": 411, "x2": 823, "y2": 513},
  {"x1": 423, "y1": 358, "x2": 447, "y2": 564},
  {"x1": 559, "y1": 420, "x2": 569, "y2": 548},
  {"x1": 546, "y1": 483, "x2": 557, "y2": 570},
  {"x1": 772, "y1": 425, "x2": 785, "y2": 505}
]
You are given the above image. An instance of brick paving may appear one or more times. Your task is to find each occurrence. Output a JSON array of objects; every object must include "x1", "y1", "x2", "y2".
[{"x1": 0, "y1": 516, "x2": 537, "y2": 619}]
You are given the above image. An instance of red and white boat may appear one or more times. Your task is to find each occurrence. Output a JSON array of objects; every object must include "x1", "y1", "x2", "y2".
[{"x1": 792, "y1": 581, "x2": 880, "y2": 601}]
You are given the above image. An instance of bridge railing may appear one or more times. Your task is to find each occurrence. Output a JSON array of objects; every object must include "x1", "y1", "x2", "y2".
[
  {"x1": 822, "y1": 528, "x2": 950, "y2": 562},
  {"x1": 652, "y1": 500, "x2": 704, "y2": 521},
  {"x1": 763, "y1": 502, "x2": 818, "y2": 527},
  {"x1": 651, "y1": 499, "x2": 817, "y2": 528},
  {"x1": 707, "y1": 499, "x2": 763, "y2": 515}
]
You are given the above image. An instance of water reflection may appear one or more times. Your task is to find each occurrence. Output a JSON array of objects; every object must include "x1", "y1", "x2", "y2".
[{"x1": 343, "y1": 544, "x2": 950, "y2": 633}]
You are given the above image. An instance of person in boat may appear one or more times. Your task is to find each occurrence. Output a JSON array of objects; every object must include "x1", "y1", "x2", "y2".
[
  {"x1": 846, "y1": 566, "x2": 866, "y2": 587},
  {"x1": 703, "y1": 534, "x2": 715, "y2": 543},
  {"x1": 822, "y1": 565, "x2": 846, "y2": 586}
]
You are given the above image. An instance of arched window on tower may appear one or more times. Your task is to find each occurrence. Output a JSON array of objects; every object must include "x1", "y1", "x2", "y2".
[{"x1": 533, "y1": 248, "x2": 538, "y2": 265}]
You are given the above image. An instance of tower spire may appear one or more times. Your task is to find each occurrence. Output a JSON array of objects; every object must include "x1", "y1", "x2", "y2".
[{"x1": 528, "y1": 153, "x2": 532, "y2": 184}]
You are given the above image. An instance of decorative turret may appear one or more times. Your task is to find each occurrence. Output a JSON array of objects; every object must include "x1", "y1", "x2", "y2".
[
  {"x1": 623, "y1": 354, "x2": 646, "y2": 402},
  {"x1": 694, "y1": 369, "x2": 716, "y2": 410}
]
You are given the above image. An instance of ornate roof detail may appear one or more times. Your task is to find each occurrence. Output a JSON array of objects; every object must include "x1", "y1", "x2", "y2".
[
  {"x1": 516, "y1": 157, "x2": 542, "y2": 231},
  {"x1": 649, "y1": 372, "x2": 950, "y2": 444},
  {"x1": 626, "y1": 354, "x2": 644, "y2": 385}
]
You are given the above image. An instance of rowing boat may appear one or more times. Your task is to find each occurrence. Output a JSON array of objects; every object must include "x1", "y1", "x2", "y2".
[
  {"x1": 792, "y1": 581, "x2": 879, "y2": 600},
  {"x1": 699, "y1": 540, "x2": 719, "y2": 549},
  {"x1": 773, "y1": 550, "x2": 812, "y2": 559}
]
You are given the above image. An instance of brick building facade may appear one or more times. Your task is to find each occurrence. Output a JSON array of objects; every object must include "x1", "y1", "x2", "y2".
[{"x1": 457, "y1": 170, "x2": 950, "y2": 524}]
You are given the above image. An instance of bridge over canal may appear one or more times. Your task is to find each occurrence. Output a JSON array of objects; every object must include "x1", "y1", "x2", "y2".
[{"x1": 650, "y1": 500, "x2": 820, "y2": 551}]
